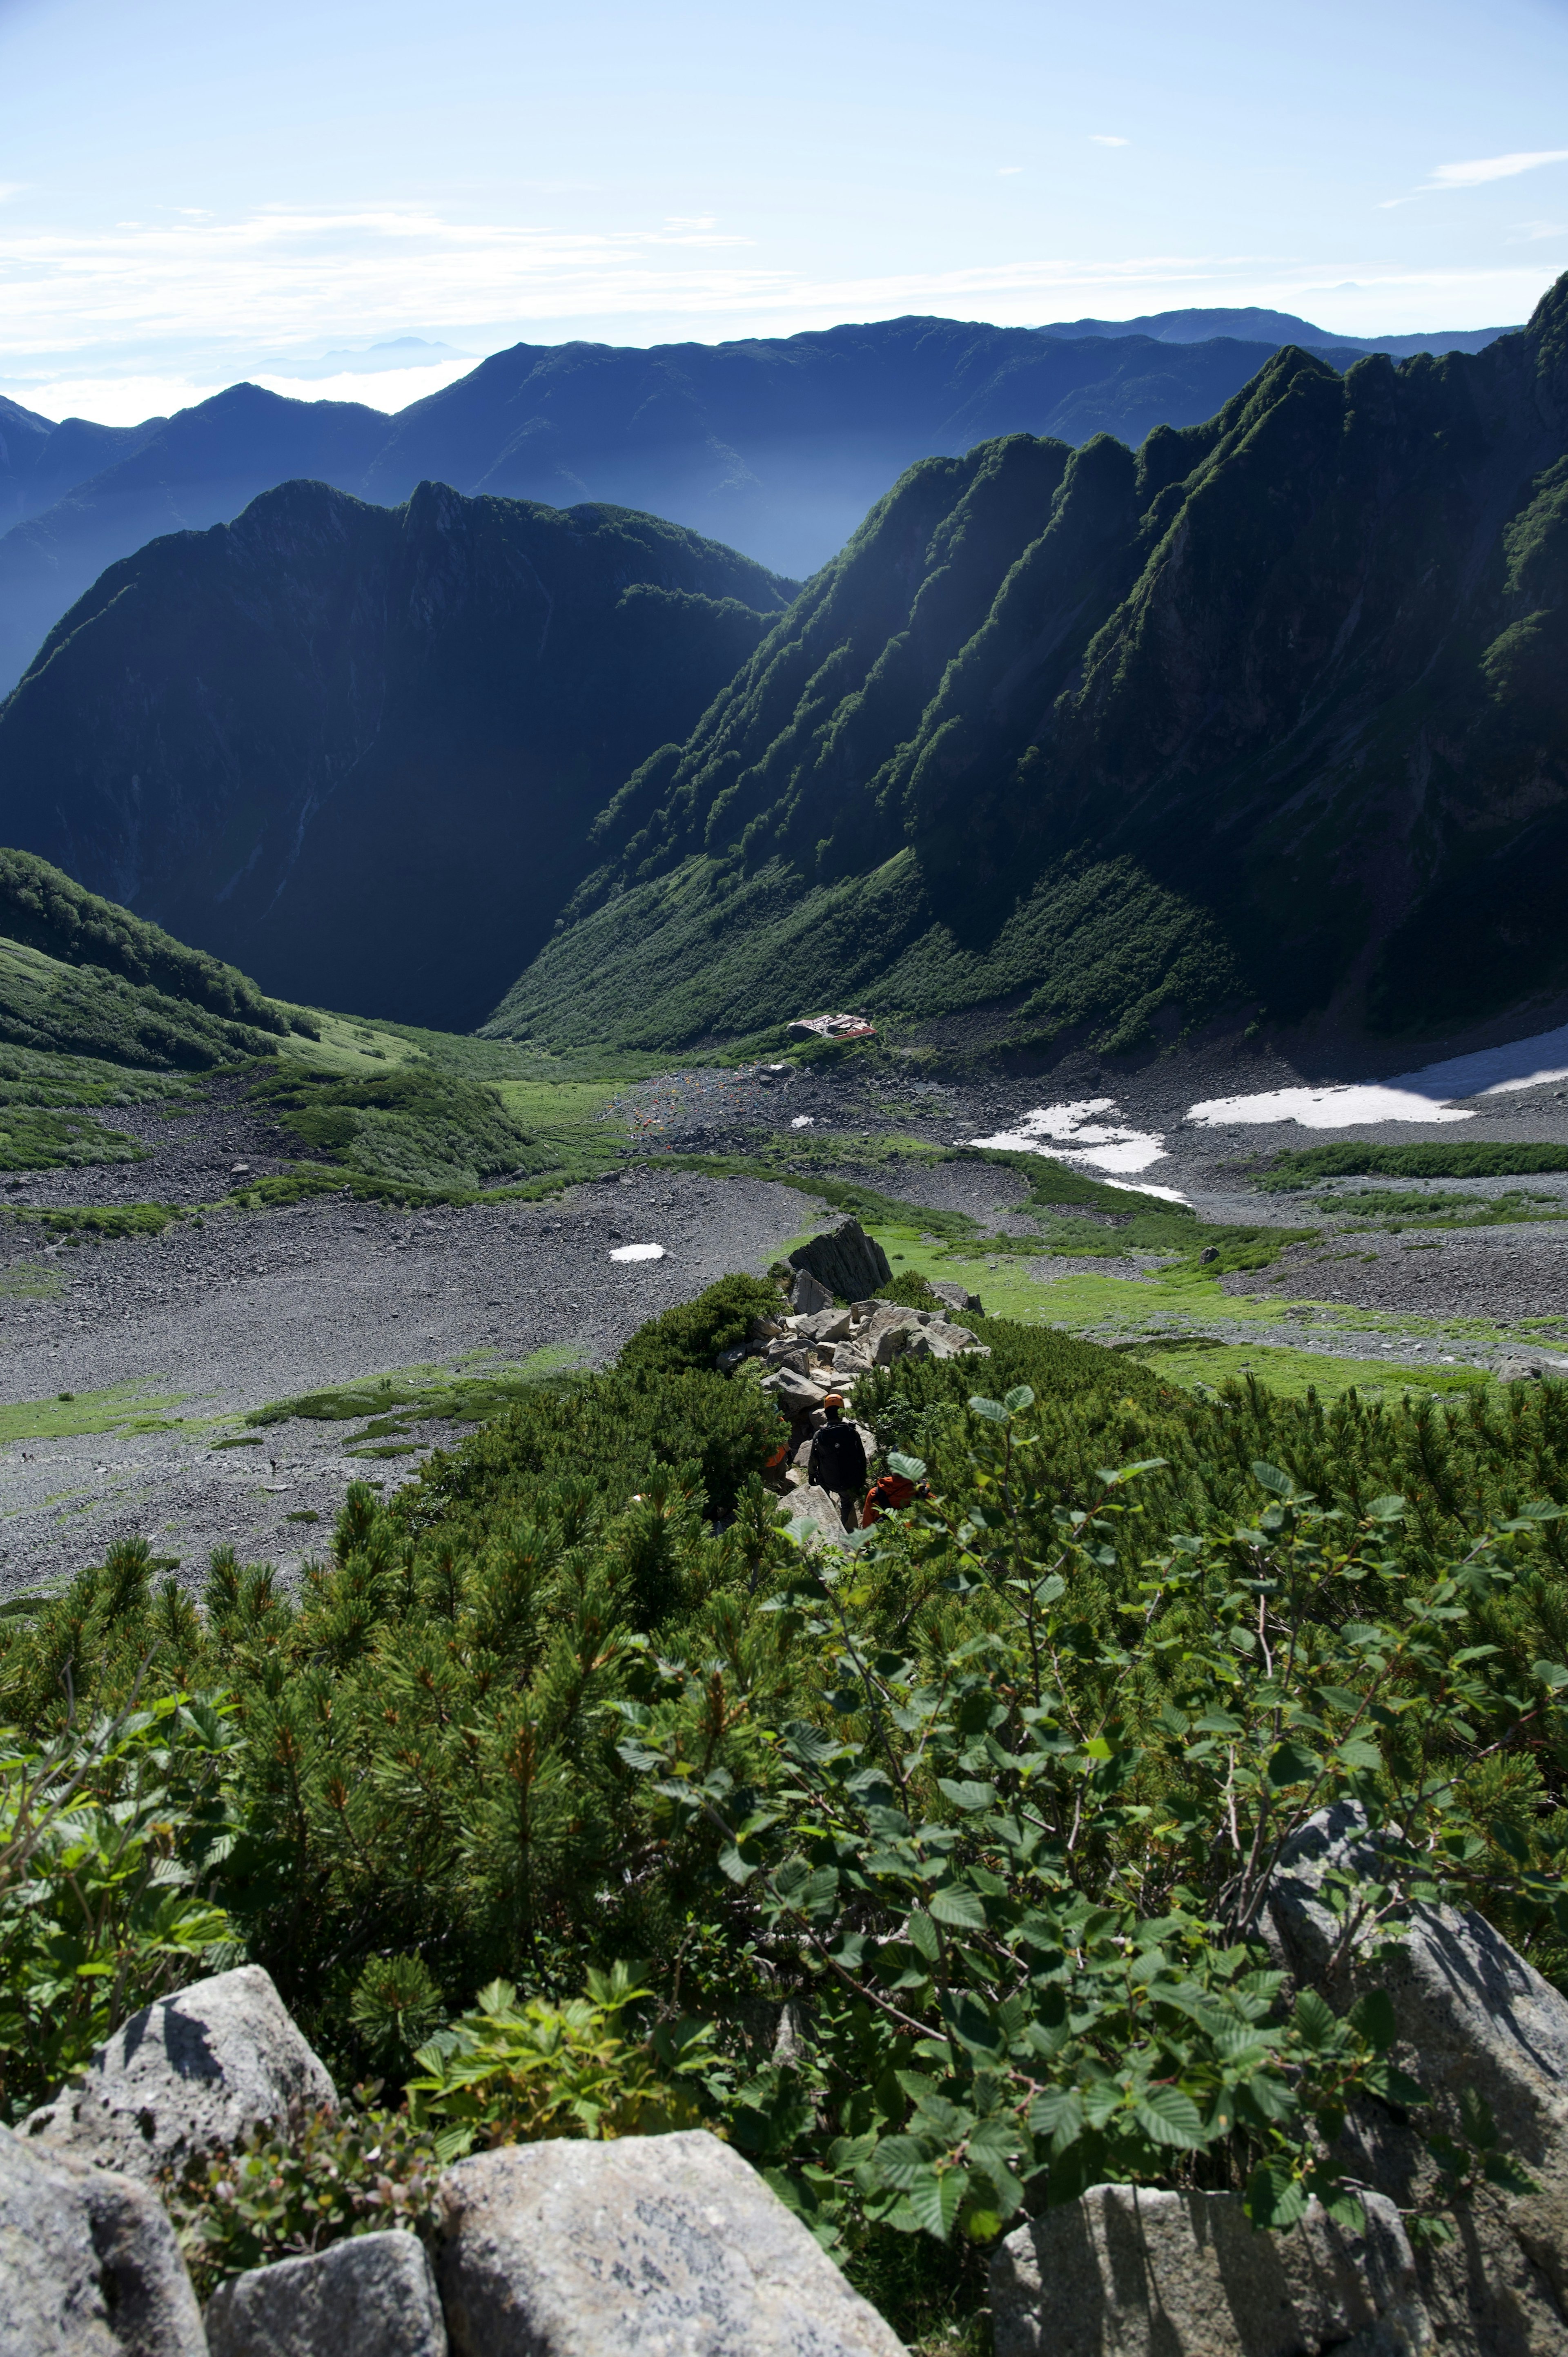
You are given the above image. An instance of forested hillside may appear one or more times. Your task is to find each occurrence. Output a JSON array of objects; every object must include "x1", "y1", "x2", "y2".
[
  {"x1": 0, "y1": 483, "x2": 795, "y2": 1030},
  {"x1": 492, "y1": 276, "x2": 1568, "y2": 1058}
]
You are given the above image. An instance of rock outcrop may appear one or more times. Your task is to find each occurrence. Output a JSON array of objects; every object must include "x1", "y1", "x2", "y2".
[
  {"x1": 24, "y1": 1965, "x2": 337, "y2": 2184},
  {"x1": 205, "y1": 2231, "x2": 446, "y2": 2357},
  {"x1": 1267, "y1": 1802, "x2": 1568, "y2": 2355},
  {"x1": 437, "y1": 2130, "x2": 907, "y2": 2357},
  {"x1": 787, "y1": 1219, "x2": 891, "y2": 1303},
  {"x1": 0, "y1": 2122, "x2": 206, "y2": 2357},
  {"x1": 991, "y1": 2183, "x2": 1426, "y2": 2357},
  {"x1": 776, "y1": 1482, "x2": 853, "y2": 1548}
]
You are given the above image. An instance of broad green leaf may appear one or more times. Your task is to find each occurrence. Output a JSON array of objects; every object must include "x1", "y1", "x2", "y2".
[
  {"x1": 1251, "y1": 1460, "x2": 1295, "y2": 1498},
  {"x1": 928, "y1": 1884, "x2": 988, "y2": 1929},
  {"x1": 1132, "y1": 2086, "x2": 1207, "y2": 2149},
  {"x1": 1268, "y1": 1739, "x2": 1321, "y2": 1787}
]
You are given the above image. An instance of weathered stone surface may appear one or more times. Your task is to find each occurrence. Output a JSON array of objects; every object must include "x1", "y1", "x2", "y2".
[
  {"x1": 0, "y1": 2121, "x2": 206, "y2": 2357},
  {"x1": 795, "y1": 1307, "x2": 853, "y2": 1345},
  {"x1": 777, "y1": 1483, "x2": 851, "y2": 1548},
  {"x1": 25, "y1": 1965, "x2": 337, "y2": 2183},
  {"x1": 791, "y1": 1267, "x2": 834, "y2": 1315},
  {"x1": 1267, "y1": 1802, "x2": 1568, "y2": 2354},
  {"x1": 991, "y1": 2183, "x2": 1427, "y2": 2357},
  {"x1": 867, "y1": 1309, "x2": 984, "y2": 1367},
  {"x1": 930, "y1": 1280, "x2": 983, "y2": 1316},
  {"x1": 788, "y1": 1218, "x2": 891, "y2": 1303},
  {"x1": 438, "y1": 2130, "x2": 906, "y2": 2356},
  {"x1": 761, "y1": 1366, "x2": 829, "y2": 1413},
  {"x1": 206, "y1": 2230, "x2": 445, "y2": 2357}
]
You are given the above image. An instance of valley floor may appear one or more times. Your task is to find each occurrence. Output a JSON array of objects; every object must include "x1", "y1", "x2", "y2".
[{"x1": 6, "y1": 1024, "x2": 1568, "y2": 1603}]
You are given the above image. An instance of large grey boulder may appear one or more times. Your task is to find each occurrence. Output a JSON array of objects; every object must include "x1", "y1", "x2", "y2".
[
  {"x1": 0, "y1": 2121, "x2": 206, "y2": 2357},
  {"x1": 25, "y1": 1965, "x2": 337, "y2": 2184},
  {"x1": 206, "y1": 2230, "x2": 445, "y2": 2357},
  {"x1": 791, "y1": 1267, "x2": 835, "y2": 1315},
  {"x1": 777, "y1": 1483, "x2": 851, "y2": 1549},
  {"x1": 788, "y1": 1219, "x2": 891, "y2": 1303},
  {"x1": 437, "y1": 2130, "x2": 906, "y2": 2356},
  {"x1": 1267, "y1": 1802, "x2": 1568, "y2": 2355},
  {"x1": 991, "y1": 2183, "x2": 1427, "y2": 2357},
  {"x1": 930, "y1": 1280, "x2": 983, "y2": 1316}
]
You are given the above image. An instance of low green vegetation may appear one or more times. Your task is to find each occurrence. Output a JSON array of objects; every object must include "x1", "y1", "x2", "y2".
[
  {"x1": 0, "y1": 1378, "x2": 187, "y2": 1445},
  {"x1": 3, "y1": 1276, "x2": 1567, "y2": 2339},
  {"x1": 1260, "y1": 1140, "x2": 1568, "y2": 1188},
  {"x1": 0, "y1": 849, "x2": 311, "y2": 1070},
  {"x1": 243, "y1": 1348, "x2": 591, "y2": 1433}
]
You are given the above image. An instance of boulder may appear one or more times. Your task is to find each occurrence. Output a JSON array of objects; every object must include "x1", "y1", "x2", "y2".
[
  {"x1": 206, "y1": 2230, "x2": 445, "y2": 2357},
  {"x1": 0, "y1": 2121, "x2": 206, "y2": 2357},
  {"x1": 788, "y1": 1219, "x2": 891, "y2": 1304},
  {"x1": 437, "y1": 2130, "x2": 906, "y2": 2356},
  {"x1": 929, "y1": 1280, "x2": 983, "y2": 1316},
  {"x1": 760, "y1": 1367, "x2": 829, "y2": 1414},
  {"x1": 776, "y1": 1484, "x2": 851, "y2": 1549},
  {"x1": 991, "y1": 2183, "x2": 1427, "y2": 2357},
  {"x1": 25, "y1": 1965, "x2": 337, "y2": 2184},
  {"x1": 791, "y1": 1267, "x2": 834, "y2": 1315},
  {"x1": 1267, "y1": 1802, "x2": 1568, "y2": 2354},
  {"x1": 795, "y1": 1307, "x2": 854, "y2": 1345}
]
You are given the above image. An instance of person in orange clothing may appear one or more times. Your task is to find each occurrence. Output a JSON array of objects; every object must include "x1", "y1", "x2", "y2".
[{"x1": 861, "y1": 1470, "x2": 931, "y2": 1525}]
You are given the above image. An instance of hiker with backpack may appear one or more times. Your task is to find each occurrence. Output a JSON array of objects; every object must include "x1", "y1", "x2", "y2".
[{"x1": 807, "y1": 1394, "x2": 867, "y2": 1528}]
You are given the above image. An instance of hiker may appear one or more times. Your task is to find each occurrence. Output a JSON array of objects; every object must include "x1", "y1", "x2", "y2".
[
  {"x1": 807, "y1": 1394, "x2": 867, "y2": 1527},
  {"x1": 861, "y1": 1470, "x2": 931, "y2": 1525}
]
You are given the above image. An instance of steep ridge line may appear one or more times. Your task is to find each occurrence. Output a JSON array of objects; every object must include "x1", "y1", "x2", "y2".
[{"x1": 491, "y1": 276, "x2": 1568, "y2": 1061}]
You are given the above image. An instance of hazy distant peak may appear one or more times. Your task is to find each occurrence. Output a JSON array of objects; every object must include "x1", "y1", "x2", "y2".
[{"x1": 1036, "y1": 305, "x2": 1519, "y2": 358}]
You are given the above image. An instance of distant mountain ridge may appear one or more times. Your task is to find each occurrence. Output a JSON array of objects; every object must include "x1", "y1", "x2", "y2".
[
  {"x1": 0, "y1": 307, "x2": 1512, "y2": 694},
  {"x1": 1038, "y1": 305, "x2": 1517, "y2": 357},
  {"x1": 0, "y1": 484, "x2": 795, "y2": 1030},
  {"x1": 489, "y1": 279, "x2": 1568, "y2": 1059}
]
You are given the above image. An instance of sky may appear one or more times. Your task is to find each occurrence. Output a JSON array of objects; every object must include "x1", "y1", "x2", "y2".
[{"x1": 1, "y1": 0, "x2": 1567, "y2": 425}]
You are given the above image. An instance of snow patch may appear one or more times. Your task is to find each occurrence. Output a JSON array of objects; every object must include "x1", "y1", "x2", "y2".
[
  {"x1": 1188, "y1": 1021, "x2": 1568, "y2": 1128},
  {"x1": 1186, "y1": 1084, "x2": 1474, "y2": 1128},
  {"x1": 610, "y1": 1243, "x2": 666, "y2": 1262},
  {"x1": 970, "y1": 1098, "x2": 1187, "y2": 1201}
]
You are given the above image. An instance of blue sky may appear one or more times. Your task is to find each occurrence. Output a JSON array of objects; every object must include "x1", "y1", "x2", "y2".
[{"x1": 2, "y1": 0, "x2": 1566, "y2": 423}]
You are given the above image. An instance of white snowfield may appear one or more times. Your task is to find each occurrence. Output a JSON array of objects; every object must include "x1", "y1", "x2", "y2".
[
  {"x1": 610, "y1": 1243, "x2": 666, "y2": 1262},
  {"x1": 968, "y1": 1021, "x2": 1568, "y2": 1195},
  {"x1": 1189, "y1": 1021, "x2": 1568, "y2": 1129}
]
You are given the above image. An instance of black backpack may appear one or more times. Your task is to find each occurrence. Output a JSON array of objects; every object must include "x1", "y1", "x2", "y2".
[{"x1": 810, "y1": 1420, "x2": 866, "y2": 1493}]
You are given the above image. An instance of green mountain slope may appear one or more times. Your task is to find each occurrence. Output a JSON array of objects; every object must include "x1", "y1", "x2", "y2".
[
  {"x1": 0, "y1": 483, "x2": 795, "y2": 1031},
  {"x1": 492, "y1": 278, "x2": 1568, "y2": 1056},
  {"x1": 0, "y1": 848, "x2": 303, "y2": 1067}
]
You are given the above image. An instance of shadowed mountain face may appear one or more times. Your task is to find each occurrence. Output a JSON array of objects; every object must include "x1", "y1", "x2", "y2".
[
  {"x1": 491, "y1": 279, "x2": 1568, "y2": 1059},
  {"x1": 0, "y1": 481, "x2": 796, "y2": 1030},
  {"x1": 0, "y1": 311, "x2": 1500, "y2": 694}
]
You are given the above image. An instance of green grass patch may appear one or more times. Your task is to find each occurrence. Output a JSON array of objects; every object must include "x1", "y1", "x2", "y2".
[
  {"x1": 0, "y1": 1379, "x2": 187, "y2": 1445},
  {"x1": 1118, "y1": 1333, "x2": 1493, "y2": 1402},
  {"x1": 19, "y1": 1202, "x2": 187, "y2": 1240},
  {"x1": 243, "y1": 1345, "x2": 590, "y2": 1432},
  {"x1": 1259, "y1": 1140, "x2": 1568, "y2": 1188}
]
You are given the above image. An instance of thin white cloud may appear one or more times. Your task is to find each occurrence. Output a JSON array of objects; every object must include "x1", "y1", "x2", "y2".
[
  {"x1": 1383, "y1": 148, "x2": 1568, "y2": 207},
  {"x1": 1430, "y1": 149, "x2": 1568, "y2": 188},
  {"x1": 0, "y1": 209, "x2": 1552, "y2": 420},
  {"x1": 997, "y1": 165, "x2": 1022, "y2": 176},
  {"x1": 1090, "y1": 135, "x2": 1128, "y2": 147}
]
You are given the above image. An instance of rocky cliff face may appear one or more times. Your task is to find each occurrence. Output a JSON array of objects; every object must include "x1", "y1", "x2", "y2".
[
  {"x1": 0, "y1": 480, "x2": 795, "y2": 1028},
  {"x1": 494, "y1": 275, "x2": 1568, "y2": 1055}
]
